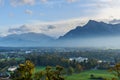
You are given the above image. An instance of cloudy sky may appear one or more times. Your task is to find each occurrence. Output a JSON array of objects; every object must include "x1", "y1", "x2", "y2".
[{"x1": 0, "y1": 0, "x2": 120, "y2": 38}]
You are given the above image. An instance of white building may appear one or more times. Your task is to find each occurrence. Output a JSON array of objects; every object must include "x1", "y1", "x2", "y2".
[
  {"x1": 69, "y1": 57, "x2": 88, "y2": 63},
  {"x1": 8, "y1": 66, "x2": 17, "y2": 72}
]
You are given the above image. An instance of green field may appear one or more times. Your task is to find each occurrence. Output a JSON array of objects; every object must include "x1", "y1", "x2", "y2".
[
  {"x1": 65, "y1": 70, "x2": 116, "y2": 80},
  {"x1": 35, "y1": 66, "x2": 46, "y2": 73},
  {"x1": 35, "y1": 67, "x2": 116, "y2": 80}
]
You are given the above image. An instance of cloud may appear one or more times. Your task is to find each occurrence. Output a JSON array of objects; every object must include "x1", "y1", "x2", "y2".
[
  {"x1": 25, "y1": 9, "x2": 33, "y2": 15},
  {"x1": 1, "y1": 0, "x2": 120, "y2": 38},
  {"x1": 3, "y1": 17, "x2": 115, "y2": 38},
  {"x1": 40, "y1": 0, "x2": 48, "y2": 3},
  {"x1": 40, "y1": 25, "x2": 56, "y2": 31},
  {"x1": 95, "y1": 7, "x2": 120, "y2": 20},
  {"x1": 47, "y1": 25, "x2": 56, "y2": 29},
  {"x1": 75, "y1": 0, "x2": 120, "y2": 20},
  {"x1": 66, "y1": 0, "x2": 78, "y2": 3},
  {"x1": 8, "y1": 25, "x2": 31, "y2": 34},
  {"x1": 6, "y1": 18, "x2": 89, "y2": 38},
  {"x1": 0, "y1": 0, "x2": 4, "y2": 6},
  {"x1": 10, "y1": 0, "x2": 35, "y2": 6},
  {"x1": 9, "y1": 13, "x2": 14, "y2": 17},
  {"x1": 109, "y1": 19, "x2": 120, "y2": 24},
  {"x1": 39, "y1": 13, "x2": 45, "y2": 16},
  {"x1": 98, "y1": 0, "x2": 120, "y2": 8}
]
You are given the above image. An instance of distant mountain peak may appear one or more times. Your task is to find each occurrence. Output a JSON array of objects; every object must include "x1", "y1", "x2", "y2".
[
  {"x1": 0, "y1": 32, "x2": 54, "y2": 47},
  {"x1": 86, "y1": 20, "x2": 101, "y2": 25},
  {"x1": 86, "y1": 20, "x2": 106, "y2": 25},
  {"x1": 87, "y1": 20, "x2": 97, "y2": 23},
  {"x1": 1, "y1": 20, "x2": 120, "y2": 47},
  {"x1": 59, "y1": 20, "x2": 120, "y2": 40}
]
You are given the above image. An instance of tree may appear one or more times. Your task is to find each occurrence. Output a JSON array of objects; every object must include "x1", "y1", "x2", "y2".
[
  {"x1": 109, "y1": 63, "x2": 120, "y2": 80},
  {"x1": 45, "y1": 66, "x2": 53, "y2": 80},
  {"x1": 54, "y1": 65, "x2": 64, "y2": 80},
  {"x1": 67, "y1": 66, "x2": 74, "y2": 75},
  {"x1": 34, "y1": 65, "x2": 65, "y2": 80},
  {"x1": 75, "y1": 64, "x2": 82, "y2": 73},
  {"x1": 11, "y1": 60, "x2": 35, "y2": 80},
  {"x1": 34, "y1": 71, "x2": 45, "y2": 80}
]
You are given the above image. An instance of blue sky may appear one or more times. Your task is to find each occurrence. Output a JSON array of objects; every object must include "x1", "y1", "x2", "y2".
[
  {"x1": 0, "y1": 0, "x2": 96, "y2": 25},
  {"x1": 0, "y1": 0, "x2": 120, "y2": 37}
]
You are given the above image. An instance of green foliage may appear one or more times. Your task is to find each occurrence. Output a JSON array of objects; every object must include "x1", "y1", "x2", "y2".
[
  {"x1": 75, "y1": 64, "x2": 83, "y2": 73},
  {"x1": 35, "y1": 66, "x2": 45, "y2": 73},
  {"x1": 65, "y1": 70, "x2": 115, "y2": 80},
  {"x1": 34, "y1": 71, "x2": 45, "y2": 80},
  {"x1": 11, "y1": 60, "x2": 35, "y2": 80},
  {"x1": 98, "y1": 62, "x2": 110, "y2": 69},
  {"x1": 109, "y1": 63, "x2": 120, "y2": 79},
  {"x1": 11, "y1": 60, "x2": 65, "y2": 80},
  {"x1": 26, "y1": 53, "x2": 70, "y2": 67},
  {"x1": 67, "y1": 66, "x2": 74, "y2": 75},
  {"x1": 34, "y1": 65, "x2": 65, "y2": 80}
]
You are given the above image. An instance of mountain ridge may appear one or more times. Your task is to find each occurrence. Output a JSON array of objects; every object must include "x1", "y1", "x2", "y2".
[
  {"x1": 0, "y1": 32, "x2": 54, "y2": 47},
  {"x1": 1, "y1": 20, "x2": 120, "y2": 47},
  {"x1": 59, "y1": 20, "x2": 120, "y2": 40}
]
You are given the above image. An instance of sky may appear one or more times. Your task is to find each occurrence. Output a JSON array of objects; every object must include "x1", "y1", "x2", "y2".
[{"x1": 0, "y1": 0, "x2": 120, "y2": 38}]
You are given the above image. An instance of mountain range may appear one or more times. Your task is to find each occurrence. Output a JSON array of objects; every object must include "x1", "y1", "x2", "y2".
[
  {"x1": 0, "y1": 32, "x2": 54, "y2": 47},
  {"x1": 1, "y1": 20, "x2": 120, "y2": 47},
  {"x1": 59, "y1": 20, "x2": 120, "y2": 39}
]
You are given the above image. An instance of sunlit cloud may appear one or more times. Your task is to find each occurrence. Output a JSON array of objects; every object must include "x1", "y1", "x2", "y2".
[
  {"x1": 9, "y1": 13, "x2": 14, "y2": 17},
  {"x1": 0, "y1": 0, "x2": 4, "y2": 6},
  {"x1": 40, "y1": 0, "x2": 48, "y2": 3},
  {"x1": 25, "y1": 9, "x2": 33, "y2": 15},
  {"x1": 5, "y1": 18, "x2": 89, "y2": 38},
  {"x1": 10, "y1": 0, "x2": 35, "y2": 6},
  {"x1": 66, "y1": 0, "x2": 78, "y2": 3}
]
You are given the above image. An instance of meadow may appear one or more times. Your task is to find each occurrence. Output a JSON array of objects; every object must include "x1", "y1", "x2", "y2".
[
  {"x1": 65, "y1": 70, "x2": 116, "y2": 80},
  {"x1": 35, "y1": 67, "x2": 116, "y2": 80},
  {"x1": 34, "y1": 66, "x2": 46, "y2": 73}
]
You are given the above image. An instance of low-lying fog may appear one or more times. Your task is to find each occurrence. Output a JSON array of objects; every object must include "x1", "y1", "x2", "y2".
[{"x1": 56, "y1": 36, "x2": 120, "y2": 48}]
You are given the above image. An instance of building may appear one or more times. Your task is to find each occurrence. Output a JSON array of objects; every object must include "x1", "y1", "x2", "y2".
[{"x1": 69, "y1": 57, "x2": 88, "y2": 63}]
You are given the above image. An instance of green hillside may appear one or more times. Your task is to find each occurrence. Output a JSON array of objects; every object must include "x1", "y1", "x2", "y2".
[{"x1": 65, "y1": 70, "x2": 116, "y2": 80}]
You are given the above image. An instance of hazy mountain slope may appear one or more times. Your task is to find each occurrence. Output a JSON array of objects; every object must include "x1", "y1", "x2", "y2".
[
  {"x1": 0, "y1": 32, "x2": 54, "y2": 47},
  {"x1": 59, "y1": 20, "x2": 120, "y2": 39},
  {"x1": 1, "y1": 20, "x2": 120, "y2": 47}
]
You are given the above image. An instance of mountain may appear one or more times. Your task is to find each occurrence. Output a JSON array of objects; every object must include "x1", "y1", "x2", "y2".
[
  {"x1": 1, "y1": 20, "x2": 120, "y2": 47},
  {"x1": 56, "y1": 20, "x2": 120, "y2": 47},
  {"x1": 59, "y1": 20, "x2": 120, "y2": 39},
  {"x1": 0, "y1": 32, "x2": 54, "y2": 47}
]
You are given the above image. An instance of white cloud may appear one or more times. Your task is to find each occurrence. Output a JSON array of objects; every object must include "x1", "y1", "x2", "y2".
[
  {"x1": 83, "y1": 0, "x2": 120, "y2": 23},
  {"x1": 3, "y1": 15, "x2": 114, "y2": 38},
  {"x1": 25, "y1": 9, "x2": 33, "y2": 15},
  {"x1": 96, "y1": 6, "x2": 120, "y2": 20},
  {"x1": 76, "y1": 0, "x2": 120, "y2": 20},
  {"x1": 39, "y1": 13, "x2": 45, "y2": 16},
  {"x1": 0, "y1": 0, "x2": 4, "y2": 6},
  {"x1": 10, "y1": 0, "x2": 35, "y2": 6},
  {"x1": 66, "y1": 0, "x2": 77, "y2": 3},
  {"x1": 8, "y1": 25, "x2": 31, "y2": 34},
  {"x1": 40, "y1": 0, "x2": 48, "y2": 3},
  {"x1": 9, "y1": 13, "x2": 14, "y2": 17},
  {"x1": 98, "y1": 0, "x2": 120, "y2": 8},
  {"x1": 2, "y1": 17, "x2": 116, "y2": 38},
  {"x1": 1, "y1": 0, "x2": 120, "y2": 38},
  {"x1": 109, "y1": 19, "x2": 120, "y2": 24},
  {"x1": 6, "y1": 18, "x2": 89, "y2": 38}
]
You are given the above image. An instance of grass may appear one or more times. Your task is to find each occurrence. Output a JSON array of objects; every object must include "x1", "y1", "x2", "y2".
[
  {"x1": 65, "y1": 70, "x2": 116, "y2": 80},
  {"x1": 35, "y1": 67, "x2": 116, "y2": 80},
  {"x1": 34, "y1": 66, "x2": 46, "y2": 73}
]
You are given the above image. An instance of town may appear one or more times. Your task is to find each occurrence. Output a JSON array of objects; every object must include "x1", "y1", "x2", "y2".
[{"x1": 0, "y1": 47, "x2": 119, "y2": 80}]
